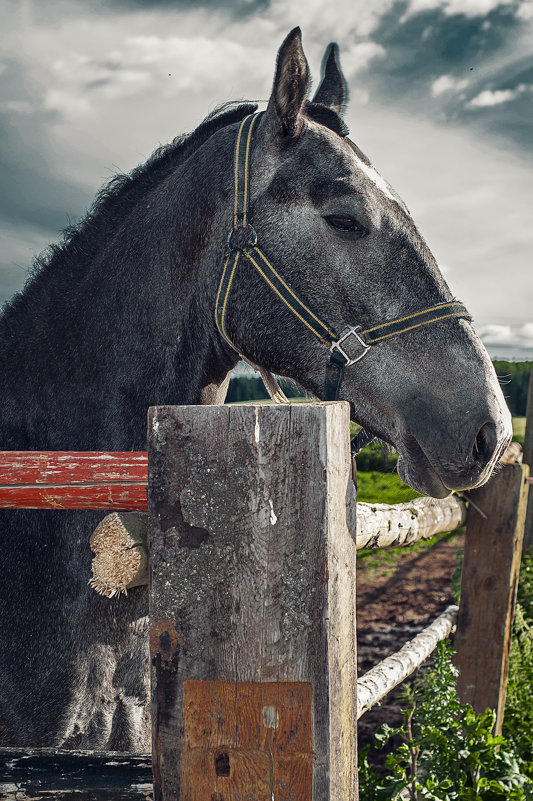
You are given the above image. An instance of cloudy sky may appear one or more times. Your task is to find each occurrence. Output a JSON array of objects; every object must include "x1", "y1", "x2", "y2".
[{"x1": 1, "y1": 0, "x2": 532, "y2": 358}]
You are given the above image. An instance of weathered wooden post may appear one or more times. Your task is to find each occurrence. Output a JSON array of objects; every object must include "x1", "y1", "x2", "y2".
[
  {"x1": 147, "y1": 402, "x2": 358, "y2": 801},
  {"x1": 522, "y1": 369, "x2": 533, "y2": 552},
  {"x1": 454, "y1": 462, "x2": 530, "y2": 733}
]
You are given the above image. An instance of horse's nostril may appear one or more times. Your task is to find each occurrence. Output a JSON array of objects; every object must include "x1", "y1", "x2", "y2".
[{"x1": 473, "y1": 422, "x2": 498, "y2": 466}]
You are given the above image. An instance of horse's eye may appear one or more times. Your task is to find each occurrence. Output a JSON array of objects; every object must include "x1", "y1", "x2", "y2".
[{"x1": 325, "y1": 215, "x2": 366, "y2": 235}]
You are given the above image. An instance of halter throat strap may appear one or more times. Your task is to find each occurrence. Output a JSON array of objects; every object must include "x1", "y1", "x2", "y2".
[{"x1": 215, "y1": 113, "x2": 471, "y2": 425}]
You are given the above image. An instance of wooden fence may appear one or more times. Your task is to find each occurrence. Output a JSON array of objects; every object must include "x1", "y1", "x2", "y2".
[{"x1": 0, "y1": 391, "x2": 532, "y2": 800}]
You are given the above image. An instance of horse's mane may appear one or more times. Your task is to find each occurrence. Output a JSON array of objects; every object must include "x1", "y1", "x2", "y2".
[
  {"x1": 1, "y1": 101, "x2": 258, "y2": 319},
  {"x1": 1, "y1": 98, "x2": 348, "y2": 323}
]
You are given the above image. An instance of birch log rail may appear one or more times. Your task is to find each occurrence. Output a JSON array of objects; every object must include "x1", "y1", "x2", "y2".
[
  {"x1": 88, "y1": 495, "x2": 468, "y2": 597},
  {"x1": 356, "y1": 604, "x2": 459, "y2": 719}
]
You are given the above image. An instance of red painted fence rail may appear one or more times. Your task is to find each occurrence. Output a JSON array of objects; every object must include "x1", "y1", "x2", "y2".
[{"x1": 0, "y1": 452, "x2": 148, "y2": 510}]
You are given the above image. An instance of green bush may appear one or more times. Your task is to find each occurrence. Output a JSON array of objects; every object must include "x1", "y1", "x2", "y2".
[
  {"x1": 360, "y1": 641, "x2": 533, "y2": 800},
  {"x1": 503, "y1": 548, "x2": 533, "y2": 778}
]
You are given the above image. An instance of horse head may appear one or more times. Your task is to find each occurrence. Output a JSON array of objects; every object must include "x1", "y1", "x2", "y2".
[{"x1": 214, "y1": 28, "x2": 511, "y2": 498}]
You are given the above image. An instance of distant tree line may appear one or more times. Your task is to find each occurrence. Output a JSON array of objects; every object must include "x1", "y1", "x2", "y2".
[
  {"x1": 225, "y1": 376, "x2": 304, "y2": 404},
  {"x1": 493, "y1": 361, "x2": 533, "y2": 417},
  {"x1": 226, "y1": 361, "x2": 533, "y2": 416}
]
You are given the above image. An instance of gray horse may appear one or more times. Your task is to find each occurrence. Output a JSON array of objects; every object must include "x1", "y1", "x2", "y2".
[{"x1": 0, "y1": 28, "x2": 510, "y2": 751}]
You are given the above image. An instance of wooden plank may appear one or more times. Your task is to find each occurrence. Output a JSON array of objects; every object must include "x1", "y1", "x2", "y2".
[
  {"x1": 0, "y1": 484, "x2": 148, "y2": 510},
  {"x1": 522, "y1": 370, "x2": 533, "y2": 551},
  {"x1": 0, "y1": 747, "x2": 152, "y2": 799},
  {"x1": 0, "y1": 451, "x2": 148, "y2": 484},
  {"x1": 0, "y1": 451, "x2": 148, "y2": 509},
  {"x1": 181, "y1": 681, "x2": 313, "y2": 799},
  {"x1": 147, "y1": 403, "x2": 358, "y2": 801},
  {"x1": 454, "y1": 462, "x2": 530, "y2": 733}
]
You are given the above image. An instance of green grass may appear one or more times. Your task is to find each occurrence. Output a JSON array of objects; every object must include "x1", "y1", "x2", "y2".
[
  {"x1": 355, "y1": 470, "x2": 461, "y2": 571},
  {"x1": 356, "y1": 470, "x2": 421, "y2": 504},
  {"x1": 513, "y1": 417, "x2": 526, "y2": 443}
]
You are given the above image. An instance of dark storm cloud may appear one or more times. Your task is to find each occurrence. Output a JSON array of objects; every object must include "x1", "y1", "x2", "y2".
[
  {"x1": 0, "y1": 57, "x2": 97, "y2": 304},
  {"x1": 372, "y1": 3, "x2": 519, "y2": 87},
  {"x1": 0, "y1": 60, "x2": 90, "y2": 233},
  {"x1": 97, "y1": 0, "x2": 268, "y2": 15},
  {"x1": 360, "y1": 3, "x2": 532, "y2": 155}
]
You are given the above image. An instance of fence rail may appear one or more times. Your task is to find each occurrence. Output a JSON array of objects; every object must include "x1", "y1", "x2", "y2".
[
  {"x1": 1, "y1": 386, "x2": 532, "y2": 800},
  {"x1": 0, "y1": 451, "x2": 147, "y2": 509},
  {"x1": 357, "y1": 604, "x2": 459, "y2": 719}
]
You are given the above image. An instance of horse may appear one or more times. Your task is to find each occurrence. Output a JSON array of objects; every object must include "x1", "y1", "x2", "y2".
[{"x1": 0, "y1": 27, "x2": 511, "y2": 751}]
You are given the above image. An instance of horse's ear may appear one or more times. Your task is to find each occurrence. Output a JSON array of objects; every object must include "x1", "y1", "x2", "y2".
[
  {"x1": 264, "y1": 27, "x2": 310, "y2": 138},
  {"x1": 311, "y1": 43, "x2": 347, "y2": 115}
]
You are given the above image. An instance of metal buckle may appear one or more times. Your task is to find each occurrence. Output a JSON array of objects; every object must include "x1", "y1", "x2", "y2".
[
  {"x1": 330, "y1": 326, "x2": 370, "y2": 366},
  {"x1": 227, "y1": 224, "x2": 258, "y2": 252}
]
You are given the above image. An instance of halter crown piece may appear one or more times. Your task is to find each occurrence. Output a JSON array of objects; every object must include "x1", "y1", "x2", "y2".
[{"x1": 215, "y1": 113, "x2": 471, "y2": 452}]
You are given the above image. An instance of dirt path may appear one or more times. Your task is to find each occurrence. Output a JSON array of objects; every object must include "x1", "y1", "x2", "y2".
[{"x1": 356, "y1": 533, "x2": 464, "y2": 751}]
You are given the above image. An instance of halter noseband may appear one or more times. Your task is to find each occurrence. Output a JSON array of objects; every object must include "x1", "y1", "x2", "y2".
[{"x1": 215, "y1": 113, "x2": 471, "y2": 445}]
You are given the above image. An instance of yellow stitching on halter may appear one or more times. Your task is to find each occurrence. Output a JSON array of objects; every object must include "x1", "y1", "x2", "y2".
[
  {"x1": 249, "y1": 247, "x2": 336, "y2": 339},
  {"x1": 233, "y1": 116, "x2": 250, "y2": 228},
  {"x1": 367, "y1": 311, "x2": 468, "y2": 343},
  {"x1": 242, "y1": 114, "x2": 259, "y2": 228},
  {"x1": 220, "y1": 252, "x2": 241, "y2": 345},
  {"x1": 245, "y1": 251, "x2": 330, "y2": 345},
  {"x1": 362, "y1": 301, "x2": 463, "y2": 335}
]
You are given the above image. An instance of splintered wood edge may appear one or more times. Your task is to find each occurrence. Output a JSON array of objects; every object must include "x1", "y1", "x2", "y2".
[{"x1": 89, "y1": 512, "x2": 148, "y2": 597}]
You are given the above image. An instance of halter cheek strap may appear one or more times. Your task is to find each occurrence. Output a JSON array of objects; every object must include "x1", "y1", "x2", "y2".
[{"x1": 215, "y1": 113, "x2": 471, "y2": 448}]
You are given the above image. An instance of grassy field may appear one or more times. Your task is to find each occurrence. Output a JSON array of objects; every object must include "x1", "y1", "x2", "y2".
[
  {"x1": 513, "y1": 416, "x2": 526, "y2": 442},
  {"x1": 356, "y1": 470, "x2": 420, "y2": 504}
]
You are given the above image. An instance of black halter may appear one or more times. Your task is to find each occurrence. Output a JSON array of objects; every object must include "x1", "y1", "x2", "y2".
[{"x1": 215, "y1": 113, "x2": 471, "y2": 452}]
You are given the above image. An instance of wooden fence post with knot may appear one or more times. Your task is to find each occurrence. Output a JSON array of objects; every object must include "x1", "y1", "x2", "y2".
[{"x1": 147, "y1": 402, "x2": 358, "y2": 801}]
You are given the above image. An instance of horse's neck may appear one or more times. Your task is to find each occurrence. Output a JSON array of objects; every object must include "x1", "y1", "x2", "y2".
[{"x1": 0, "y1": 157, "x2": 235, "y2": 451}]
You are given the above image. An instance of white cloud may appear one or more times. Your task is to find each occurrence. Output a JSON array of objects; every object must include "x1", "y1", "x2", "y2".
[
  {"x1": 266, "y1": 0, "x2": 396, "y2": 40},
  {"x1": 41, "y1": 35, "x2": 261, "y2": 120},
  {"x1": 479, "y1": 324, "x2": 533, "y2": 347},
  {"x1": 468, "y1": 84, "x2": 531, "y2": 107},
  {"x1": 0, "y1": 100, "x2": 33, "y2": 114},
  {"x1": 406, "y1": 0, "x2": 515, "y2": 17},
  {"x1": 517, "y1": 1, "x2": 533, "y2": 20},
  {"x1": 432, "y1": 74, "x2": 469, "y2": 96},
  {"x1": 346, "y1": 104, "x2": 533, "y2": 330},
  {"x1": 340, "y1": 42, "x2": 386, "y2": 79}
]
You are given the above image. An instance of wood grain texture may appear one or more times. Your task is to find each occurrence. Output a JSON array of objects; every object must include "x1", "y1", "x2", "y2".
[
  {"x1": 0, "y1": 451, "x2": 148, "y2": 509},
  {"x1": 147, "y1": 402, "x2": 358, "y2": 801},
  {"x1": 181, "y1": 681, "x2": 312, "y2": 800},
  {"x1": 522, "y1": 370, "x2": 533, "y2": 551},
  {"x1": 454, "y1": 463, "x2": 530, "y2": 732}
]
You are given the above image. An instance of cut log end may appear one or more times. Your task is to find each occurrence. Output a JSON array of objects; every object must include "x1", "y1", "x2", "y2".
[{"x1": 89, "y1": 512, "x2": 148, "y2": 598}]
